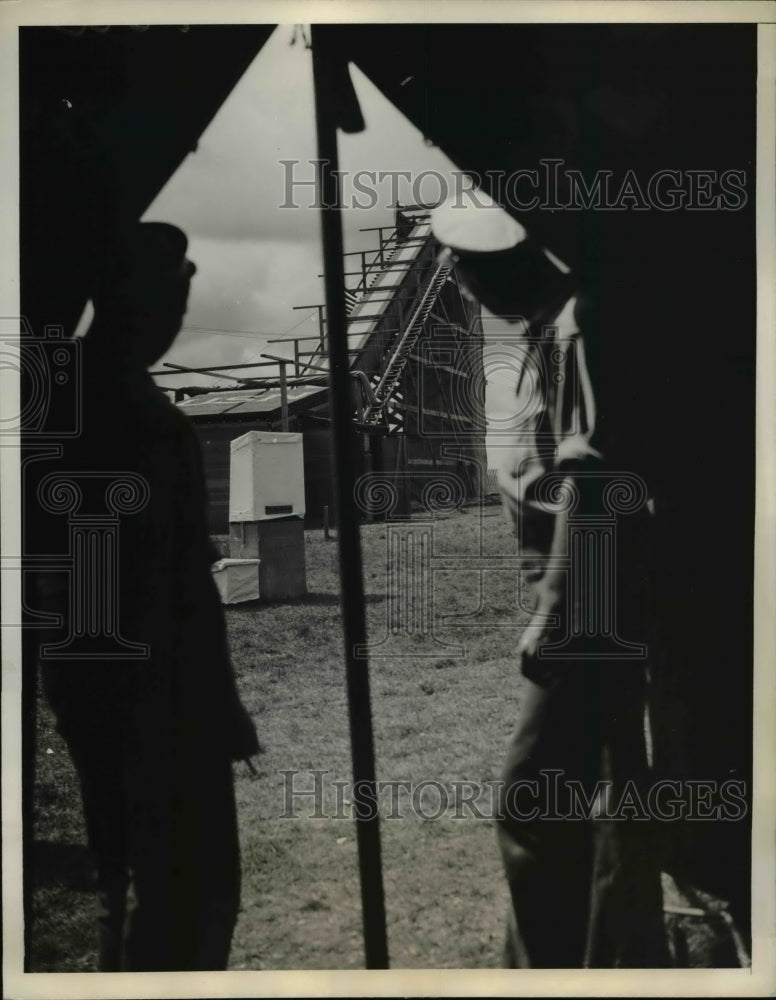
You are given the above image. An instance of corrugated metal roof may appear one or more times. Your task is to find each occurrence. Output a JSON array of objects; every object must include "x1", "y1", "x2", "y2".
[{"x1": 177, "y1": 384, "x2": 324, "y2": 418}]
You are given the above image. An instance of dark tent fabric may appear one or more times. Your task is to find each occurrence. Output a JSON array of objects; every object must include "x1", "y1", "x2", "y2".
[
  {"x1": 20, "y1": 25, "x2": 275, "y2": 337},
  {"x1": 342, "y1": 25, "x2": 754, "y2": 269}
]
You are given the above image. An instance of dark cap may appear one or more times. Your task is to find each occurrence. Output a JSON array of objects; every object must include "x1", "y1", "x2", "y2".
[{"x1": 90, "y1": 222, "x2": 193, "y2": 301}]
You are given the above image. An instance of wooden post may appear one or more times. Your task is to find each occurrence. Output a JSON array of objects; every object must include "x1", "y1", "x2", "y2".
[
  {"x1": 279, "y1": 362, "x2": 289, "y2": 431},
  {"x1": 317, "y1": 304, "x2": 326, "y2": 352},
  {"x1": 323, "y1": 504, "x2": 330, "y2": 540}
]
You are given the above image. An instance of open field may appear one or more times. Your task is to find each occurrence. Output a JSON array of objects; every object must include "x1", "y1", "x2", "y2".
[{"x1": 30, "y1": 506, "x2": 533, "y2": 970}]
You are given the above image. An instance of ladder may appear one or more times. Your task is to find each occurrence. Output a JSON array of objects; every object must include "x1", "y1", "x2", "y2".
[{"x1": 361, "y1": 262, "x2": 452, "y2": 429}]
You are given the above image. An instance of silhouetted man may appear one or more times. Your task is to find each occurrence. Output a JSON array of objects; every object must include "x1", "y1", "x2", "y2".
[
  {"x1": 37, "y1": 222, "x2": 259, "y2": 971},
  {"x1": 432, "y1": 197, "x2": 666, "y2": 968}
]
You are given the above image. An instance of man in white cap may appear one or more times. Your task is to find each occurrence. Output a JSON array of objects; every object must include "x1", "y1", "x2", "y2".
[{"x1": 431, "y1": 194, "x2": 662, "y2": 967}]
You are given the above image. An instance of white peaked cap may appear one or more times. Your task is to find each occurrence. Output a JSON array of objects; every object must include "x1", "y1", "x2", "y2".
[{"x1": 431, "y1": 190, "x2": 527, "y2": 253}]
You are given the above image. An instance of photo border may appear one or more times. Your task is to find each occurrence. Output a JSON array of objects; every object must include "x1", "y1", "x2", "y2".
[{"x1": 2, "y1": 2, "x2": 774, "y2": 997}]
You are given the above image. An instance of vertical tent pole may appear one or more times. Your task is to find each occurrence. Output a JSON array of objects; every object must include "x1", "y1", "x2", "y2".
[{"x1": 311, "y1": 25, "x2": 389, "y2": 970}]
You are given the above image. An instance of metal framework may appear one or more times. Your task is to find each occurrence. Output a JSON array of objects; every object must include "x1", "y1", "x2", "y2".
[{"x1": 153, "y1": 208, "x2": 478, "y2": 443}]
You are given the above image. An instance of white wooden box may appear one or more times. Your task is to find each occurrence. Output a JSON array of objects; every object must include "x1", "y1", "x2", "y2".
[
  {"x1": 229, "y1": 431, "x2": 305, "y2": 522},
  {"x1": 211, "y1": 558, "x2": 261, "y2": 604}
]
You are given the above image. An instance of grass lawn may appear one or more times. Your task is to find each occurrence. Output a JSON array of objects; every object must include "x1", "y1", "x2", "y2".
[{"x1": 29, "y1": 505, "x2": 533, "y2": 970}]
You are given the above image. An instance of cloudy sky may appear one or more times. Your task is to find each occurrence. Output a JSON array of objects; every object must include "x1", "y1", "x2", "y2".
[{"x1": 141, "y1": 26, "x2": 518, "y2": 459}]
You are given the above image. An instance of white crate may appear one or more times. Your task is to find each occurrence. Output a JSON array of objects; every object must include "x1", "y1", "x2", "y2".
[
  {"x1": 228, "y1": 430, "x2": 305, "y2": 522},
  {"x1": 211, "y1": 558, "x2": 261, "y2": 604}
]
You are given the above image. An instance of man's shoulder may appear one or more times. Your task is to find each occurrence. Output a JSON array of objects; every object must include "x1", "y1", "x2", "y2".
[{"x1": 67, "y1": 375, "x2": 196, "y2": 469}]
